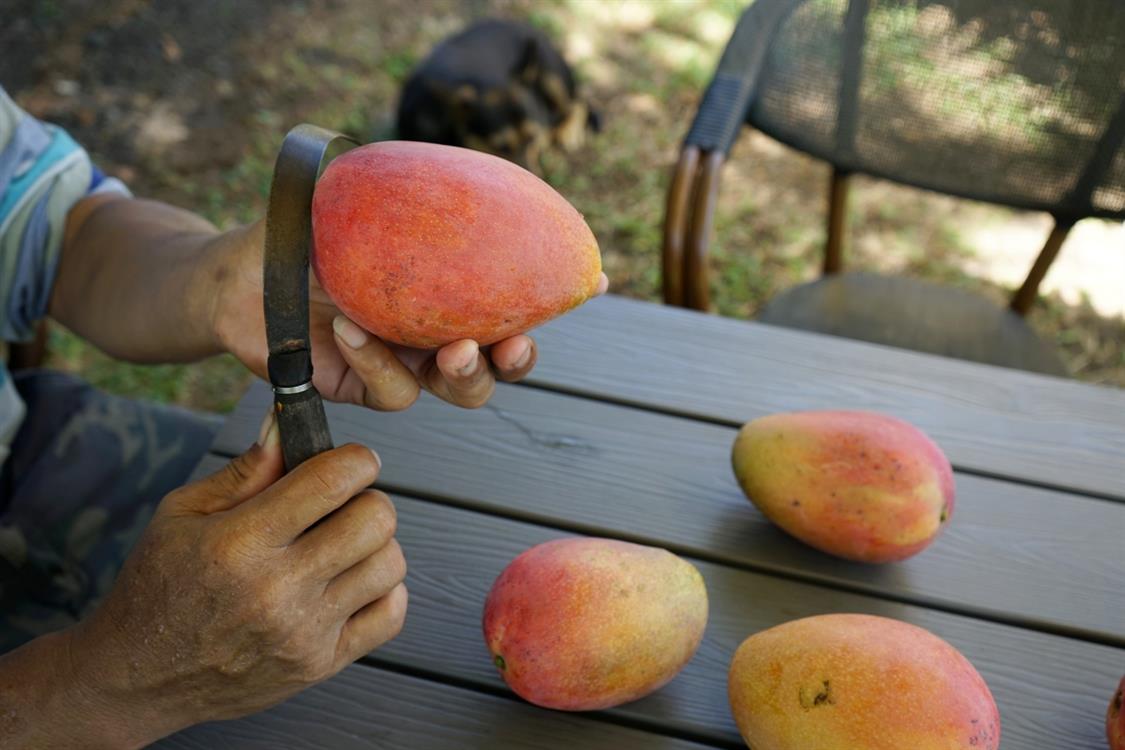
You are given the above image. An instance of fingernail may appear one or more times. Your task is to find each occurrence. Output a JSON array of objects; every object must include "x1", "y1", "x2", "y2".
[
  {"x1": 456, "y1": 342, "x2": 480, "y2": 376},
  {"x1": 262, "y1": 417, "x2": 280, "y2": 449},
  {"x1": 370, "y1": 448, "x2": 382, "y2": 472},
  {"x1": 459, "y1": 354, "x2": 480, "y2": 377},
  {"x1": 513, "y1": 345, "x2": 532, "y2": 370},
  {"x1": 333, "y1": 315, "x2": 369, "y2": 349},
  {"x1": 256, "y1": 408, "x2": 276, "y2": 446},
  {"x1": 257, "y1": 410, "x2": 279, "y2": 449}
]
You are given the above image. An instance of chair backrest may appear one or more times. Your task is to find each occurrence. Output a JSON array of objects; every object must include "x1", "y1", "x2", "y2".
[
  {"x1": 665, "y1": 0, "x2": 1125, "y2": 311},
  {"x1": 748, "y1": 0, "x2": 1125, "y2": 221}
]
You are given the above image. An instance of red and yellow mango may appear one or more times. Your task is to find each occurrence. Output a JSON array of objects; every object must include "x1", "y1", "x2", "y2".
[
  {"x1": 311, "y1": 141, "x2": 601, "y2": 348},
  {"x1": 728, "y1": 614, "x2": 1000, "y2": 750},
  {"x1": 732, "y1": 410, "x2": 955, "y2": 562},
  {"x1": 482, "y1": 537, "x2": 708, "y2": 711}
]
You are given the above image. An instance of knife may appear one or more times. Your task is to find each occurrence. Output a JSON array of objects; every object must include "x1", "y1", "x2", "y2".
[{"x1": 263, "y1": 124, "x2": 359, "y2": 472}]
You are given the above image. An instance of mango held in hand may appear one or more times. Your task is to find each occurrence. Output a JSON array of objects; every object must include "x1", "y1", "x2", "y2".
[
  {"x1": 1109, "y1": 676, "x2": 1125, "y2": 750},
  {"x1": 482, "y1": 537, "x2": 708, "y2": 711},
  {"x1": 732, "y1": 410, "x2": 954, "y2": 562},
  {"x1": 728, "y1": 614, "x2": 1000, "y2": 750},
  {"x1": 311, "y1": 141, "x2": 602, "y2": 348}
]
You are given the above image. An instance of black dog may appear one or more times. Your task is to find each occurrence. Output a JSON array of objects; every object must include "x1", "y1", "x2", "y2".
[{"x1": 396, "y1": 19, "x2": 600, "y2": 174}]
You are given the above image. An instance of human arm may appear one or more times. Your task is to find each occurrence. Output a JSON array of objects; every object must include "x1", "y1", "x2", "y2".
[{"x1": 49, "y1": 194, "x2": 607, "y2": 408}]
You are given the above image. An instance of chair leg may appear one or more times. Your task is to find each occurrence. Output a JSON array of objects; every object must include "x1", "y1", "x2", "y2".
[
  {"x1": 824, "y1": 168, "x2": 849, "y2": 275},
  {"x1": 662, "y1": 147, "x2": 701, "y2": 307},
  {"x1": 1010, "y1": 218, "x2": 1075, "y2": 316},
  {"x1": 684, "y1": 150, "x2": 726, "y2": 311}
]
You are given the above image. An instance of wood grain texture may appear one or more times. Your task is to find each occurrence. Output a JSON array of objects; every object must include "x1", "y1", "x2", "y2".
[
  {"x1": 215, "y1": 382, "x2": 1125, "y2": 645},
  {"x1": 190, "y1": 455, "x2": 1125, "y2": 750},
  {"x1": 154, "y1": 662, "x2": 718, "y2": 749},
  {"x1": 523, "y1": 294, "x2": 1125, "y2": 499}
]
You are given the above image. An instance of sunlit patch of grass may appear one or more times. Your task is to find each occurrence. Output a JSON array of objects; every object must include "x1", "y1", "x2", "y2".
[{"x1": 44, "y1": 324, "x2": 252, "y2": 413}]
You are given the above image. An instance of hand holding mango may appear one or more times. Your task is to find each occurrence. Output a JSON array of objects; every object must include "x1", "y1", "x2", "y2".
[{"x1": 212, "y1": 140, "x2": 604, "y2": 415}]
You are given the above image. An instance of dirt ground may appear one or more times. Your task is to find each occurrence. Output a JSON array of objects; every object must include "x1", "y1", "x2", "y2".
[{"x1": 4, "y1": 0, "x2": 1122, "y2": 410}]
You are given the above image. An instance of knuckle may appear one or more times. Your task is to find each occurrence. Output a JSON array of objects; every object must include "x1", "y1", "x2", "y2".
[
  {"x1": 293, "y1": 448, "x2": 372, "y2": 508},
  {"x1": 383, "y1": 539, "x2": 407, "y2": 581},
  {"x1": 360, "y1": 491, "x2": 397, "y2": 541},
  {"x1": 159, "y1": 485, "x2": 189, "y2": 511},
  {"x1": 293, "y1": 635, "x2": 335, "y2": 683},
  {"x1": 374, "y1": 381, "x2": 419, "y2": 412},
  {"x1": 297, "y1": 657, "x2": 332, "y2": 684},
  {"x1": 360, "y1": 345, "x2": 398, "y2": 377},
  {"x1": 357, "y1": 354, "x2": 419, "y2": 411},
  {"x1": 303, "y1": 463, "x2": 343, "y2": 503},
  {"x1": 361, "y1": 540, "x2": 406, "y2": 595},
  {"x1": 335, "y1": 443, "x2": 380, "y2": 484},
  {"x1": 277, "y1": 627, "x2": 333, "y2": 684},
  {"x1": 248, "y1": 576, "x2": 288, "y2": 624},
  {"x1": 387, "y1": 586, "x2": 409, "y2": 636},
  {"x1": 459, "y1": 381, "x2": 494, "y2": 409},
  {"x1": 202, "y1": 528, "x2": 254, "y2": 573},
  {"x1": 222, "y1": 454, "x2": 254, "y2": 487}
]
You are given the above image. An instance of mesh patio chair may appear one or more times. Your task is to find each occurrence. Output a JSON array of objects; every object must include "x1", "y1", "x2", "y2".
[{"x1": 663, "y1": 0, "x2": 1125, "y2": 375}]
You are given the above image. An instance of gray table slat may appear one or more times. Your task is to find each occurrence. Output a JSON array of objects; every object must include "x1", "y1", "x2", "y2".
[
  {"x1": 214, "y1": 382, "x2": 1125, "y2": 646},
  {"x1": 155, "y1": 662, "x2": 719, "y2": 749},
  {"x1": 189, "y1": 455, "x2": 1125, "y2": 750},
  {"x1": 525, "y1": 295, "x2": 1125, "y2": 499}
]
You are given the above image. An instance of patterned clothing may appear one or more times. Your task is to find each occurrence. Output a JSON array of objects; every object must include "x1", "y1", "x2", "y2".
[
  {"x1": 0, "y1": 371, "x2": 220, "y2": 651},
  {"x1": 0, "y1": 85, "x2": 129, "y2": 464},
  {"x1": 0, "y1": 87, "x2": 220, "y2": 650}
]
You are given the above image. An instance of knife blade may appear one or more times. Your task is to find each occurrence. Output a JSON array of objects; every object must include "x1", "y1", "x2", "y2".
[{"x1": 263, "y1": 124, "x2": 359, "y2": 472}]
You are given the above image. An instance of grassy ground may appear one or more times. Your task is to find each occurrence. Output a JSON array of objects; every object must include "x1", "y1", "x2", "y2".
[{"x1": 8, "y1": 0, "x2": 1123, "y2": 414}]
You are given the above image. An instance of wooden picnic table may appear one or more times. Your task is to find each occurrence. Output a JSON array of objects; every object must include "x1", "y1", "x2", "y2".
[{"x1": 159, "y1": 294, "x2": 1125, "y2": 749}]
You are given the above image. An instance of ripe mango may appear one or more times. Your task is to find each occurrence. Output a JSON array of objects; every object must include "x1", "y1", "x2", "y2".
[
  {"x1": 311, "y1": 141, "x2": 602, "y2": 348},
  {"x1": 1109, "y1": 675, "x2": 1125, "y2": 750},
  {"x1": 482, "y1": 537, "x2": 708, "y2": 711},
  {"x1": 731, "y1": 410, "x2": 955, "y2": 562},
  {"x1": 728, "y1": 614, "x2": 1000, "y2": 750}
]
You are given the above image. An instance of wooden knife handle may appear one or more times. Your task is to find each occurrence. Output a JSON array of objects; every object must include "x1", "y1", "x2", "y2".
[{"x1": 273, "y1": 387, "x2": 335, "y2": 472}]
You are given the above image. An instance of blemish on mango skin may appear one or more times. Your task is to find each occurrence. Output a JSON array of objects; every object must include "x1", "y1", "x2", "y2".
[{"x1": 798, "y1": 679, "x2": 835, "y2": 709}]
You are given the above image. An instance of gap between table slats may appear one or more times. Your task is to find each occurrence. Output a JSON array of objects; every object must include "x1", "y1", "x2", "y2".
[
  {"x1": 525, "y1": 295, "x2": 1125, "y2": 501},
  {"x1": 213, "y1": 382, "x2": 1125, "y2": 648},
  {"x1": 190, "y1": 453, "x2": 1125, "y2": 750}
]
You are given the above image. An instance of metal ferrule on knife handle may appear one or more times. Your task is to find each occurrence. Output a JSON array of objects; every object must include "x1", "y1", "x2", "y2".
[{"x1": 263, "y1": 124, "x2": 359, "y2": 472}]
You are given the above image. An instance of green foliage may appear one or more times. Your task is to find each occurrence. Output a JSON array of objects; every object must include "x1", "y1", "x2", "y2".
[
  {"x1": 45, "y1": 326, "x2": 251, "y2": 414},
  {"x1": 382, "y1": 52, "x2": 417, "y2": 83}
]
